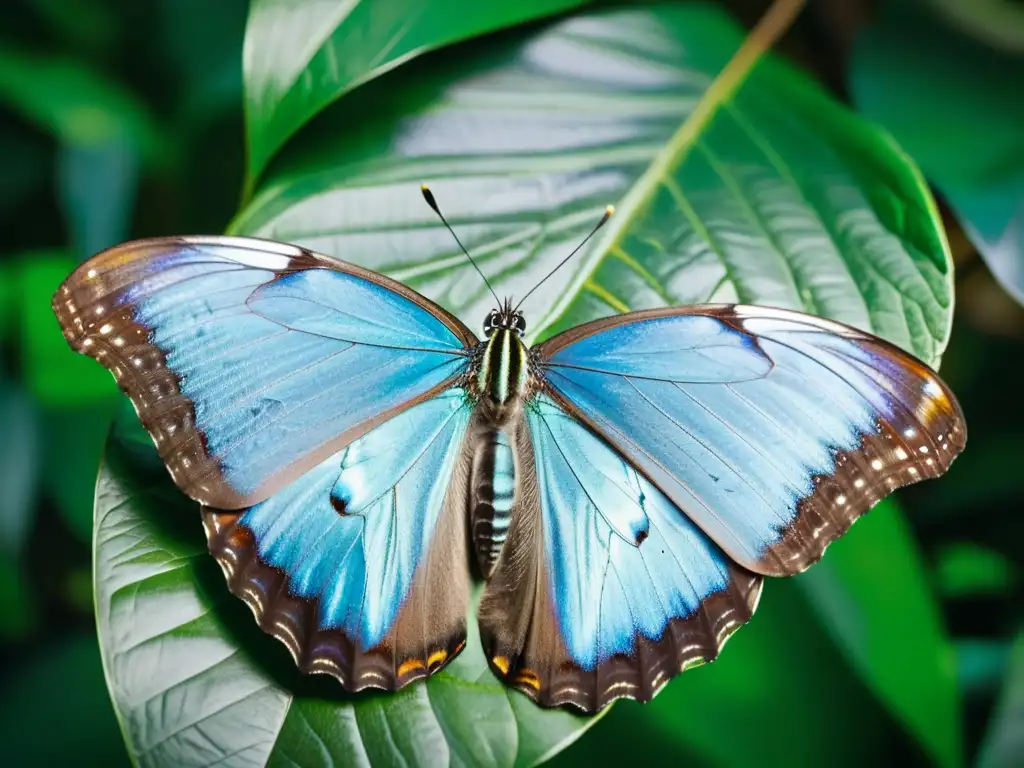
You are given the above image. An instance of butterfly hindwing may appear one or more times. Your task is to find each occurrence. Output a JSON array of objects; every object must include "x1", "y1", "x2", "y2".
[
  {"x1": 53, "y1": 236, "x2": 476, "y2": 509},
  {"x1": 204, "y1": 387, "x2": 476, "y2": 689},
  {"x1": 478, "y1": 396, "x2": 762, "y2": 712},
  {"x1": 537, "y1": 305, "x2": 966, "y2": 577}
]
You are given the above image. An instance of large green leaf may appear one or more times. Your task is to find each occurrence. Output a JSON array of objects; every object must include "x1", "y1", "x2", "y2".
[
  {"x1": 243, "y1": 0, "x2": 589, "y2": 188},
  {"x1": 234, "y1": 4, "x2": 951, "y2": 368},
  {"x1": 850, "y1": 4, "x2": 1024, "y2": 306},
  {"x1": 232, "y1": 1, "x2": 958, "y2": 759},
  {"x1": 95, "y1": 3, "x2": 959, "y2": 765},
  {"x1": 94, "y1": 407, "x2": 601, "y2": 767}
]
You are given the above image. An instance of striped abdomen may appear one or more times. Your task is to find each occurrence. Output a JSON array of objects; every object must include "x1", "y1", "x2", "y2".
[{"x1": 470, "y1": 429, "x2": 516, "y2": 578}]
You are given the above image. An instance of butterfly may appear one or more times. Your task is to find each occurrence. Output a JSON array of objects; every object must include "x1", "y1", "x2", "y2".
[{"x1": 52, "y1": 186, "x2": 965, "y2": 713}]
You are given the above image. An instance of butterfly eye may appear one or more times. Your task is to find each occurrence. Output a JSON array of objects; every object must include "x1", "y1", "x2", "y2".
[
  {"x1": 513, "y1": 314, "x2": 527, "y2": 337},
  {"x1": 483, "y1": 311, "x2": 499, "y2": 337}
]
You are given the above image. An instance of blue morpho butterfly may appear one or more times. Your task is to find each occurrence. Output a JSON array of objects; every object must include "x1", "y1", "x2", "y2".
[{"x1": 53, "y1": 186, "x2": 966, "y2": 713}]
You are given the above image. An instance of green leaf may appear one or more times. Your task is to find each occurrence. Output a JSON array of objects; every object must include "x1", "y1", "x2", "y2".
[
  {"x1": 230, "y1": 2, "x2": 958, "y2": 760},
  {"x1": 549, "y1": 580, "x2": 892, "y2": 767},
  {"x1": 795, "y1": 500, "x2": 962, "y2": 768},
  {"x1": 18, "y1": 251, "x2": 120, "y2": 406},
  {"x1": 977, "y1": 632, "x2": 1024, "y2": 768},
  {"x1": 0, "y1": 46, "x2": 167, "y2": 166},
  {"x1": 98, "y1": 4, "x2": 958, "y2": 763},
  {"x1": 234, "y1": 3, "x2": 952, "y2": 368},
  {"x1": 850, "y1": 4, "x2": 1024, "y2": 306},
  {"x1": 243, "y1": 0, "x2": 590, "y2": 188},
  {"x1": 94, "y1": 406, "x2": 603, "y2": 767},
  {"x1": 0, "y1": 634, "x2": 130, "y2": 766}
]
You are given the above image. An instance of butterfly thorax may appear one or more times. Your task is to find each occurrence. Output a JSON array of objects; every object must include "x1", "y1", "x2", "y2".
[{"x1": 476, "y1": 328, "x2": 530, "y2": 409}]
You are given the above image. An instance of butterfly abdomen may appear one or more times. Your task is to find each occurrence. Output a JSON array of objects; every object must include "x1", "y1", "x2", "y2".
[
  {"x1": 477, "y1": 329, "x2": 529, "y2": 408},
  {"x1": 470, "y1": 429, "x2": 516, "y2": 578}
]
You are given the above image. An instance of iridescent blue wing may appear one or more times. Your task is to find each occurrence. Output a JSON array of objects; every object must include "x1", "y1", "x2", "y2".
[
  {"x1": 478, "y1": 396, "x2": 762, "y2": 711},
  {"x1": 536, "y1": 305, "x2": 966, "y2": 576},
  {"x1": 204, "y1": 387, "x2": 476, "y2": 690},
  {"x1": 53, "y1": 236, "x2": 477, "y2": 509}
]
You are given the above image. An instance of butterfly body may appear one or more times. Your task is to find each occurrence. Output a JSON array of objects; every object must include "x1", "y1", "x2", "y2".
[
  {"x1": 469, "y1": 427, "x2": 517, "y2": 578},
  {"x1": 53, "y1": 234, "x2": 966, "y2": 713}
]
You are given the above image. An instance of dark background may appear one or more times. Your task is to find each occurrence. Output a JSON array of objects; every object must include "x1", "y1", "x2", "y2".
[{"x1": 0, "y1": 0, "x2": 1021, "y2": 765}]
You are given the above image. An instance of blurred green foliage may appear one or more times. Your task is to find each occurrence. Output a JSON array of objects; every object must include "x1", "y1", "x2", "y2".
[{"x1": 0, "y1": 0, "x2": 1022, "y2": 766}]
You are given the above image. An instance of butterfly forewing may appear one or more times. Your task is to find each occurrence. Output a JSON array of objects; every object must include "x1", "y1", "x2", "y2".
[
  {"x1": 535, "y1": 305, "x2": 966, "y2": 577},
  {"x1": 52, "y1": 236, "x2": 476, "y2": 509}
]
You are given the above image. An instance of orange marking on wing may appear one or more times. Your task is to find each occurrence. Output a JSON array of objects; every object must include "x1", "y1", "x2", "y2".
[
  {"x1": 426, "y1": 649, "x2": 448, "y2": 669},
  {"x1": 512, "y1": 668, "x2": 540, "y2": 690},
  {"x1": 492, "y1": 655, "x2": 510, "y2": 675},
  {"x1": 397, "y1": 659, "x2": 426, "y2": 678}
]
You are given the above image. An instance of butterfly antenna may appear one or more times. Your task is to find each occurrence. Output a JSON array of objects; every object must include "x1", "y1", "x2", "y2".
[
  {"x1": 421, "y1": 185, "x2": 501, "y2": 308},
  {"x1": 513, "y1": 205, "x2": 614, "y2": 313}
]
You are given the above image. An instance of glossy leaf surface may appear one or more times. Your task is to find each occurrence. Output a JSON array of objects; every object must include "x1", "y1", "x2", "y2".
[
  {"x1": 235, "y1": 5, "x2": 952, "y2": 369},
  {"x1": 97, "y1": 3, "x2": 959, "y2": 765},
  {"x1": 243, "y1": 0, "x2": 589, "y2": 186}
]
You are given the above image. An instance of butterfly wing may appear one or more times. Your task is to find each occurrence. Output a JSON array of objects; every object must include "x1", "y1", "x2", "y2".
[
  {"x1": 478, "y1": 396, "x2": 762, "y2": 711},
  {"x1": 535, "y1": 305, "x2": 966, "y2": 577},
  {"x1": 204, "y1": 386, "x2": 476, "y2": 689},
  {"x1": 53, "y1": 236, "x2": 477, "y2": 509}
]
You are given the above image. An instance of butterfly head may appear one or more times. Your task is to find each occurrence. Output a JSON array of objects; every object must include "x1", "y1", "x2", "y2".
[{"x1": 483, "y1": 299, "x2": 526, "y2": 339}]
